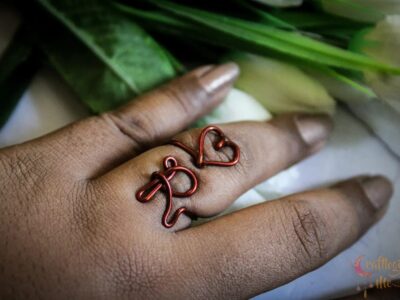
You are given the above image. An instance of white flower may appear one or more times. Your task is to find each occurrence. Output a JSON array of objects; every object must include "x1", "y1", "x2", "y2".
[
  {"x1": 195, "y1": 88, "x2": 271, "y2": 127},
  {"x1": 319, "y1": 0, "x2": 400, "y2": 23},
  {"x1": 356, "y1": 16, "x2": 400, "y2": 114},
  {"x1": 252, "y1": 0, "x2": 302, "y2": 7},
  {"x1": 340, "y1": 16, "x2": 400, "y2": 156},
  {"x1": 230, "y1": 52, "x2": 336, "y2": 115}
]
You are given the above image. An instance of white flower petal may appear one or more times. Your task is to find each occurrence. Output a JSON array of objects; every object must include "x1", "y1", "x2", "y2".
[
  {"x1": 231, "y1": 52, "x2": 336, "y2": 115},
  {"x1": 195, "y1": 88, "x2": 272, "y2": 127},
  {"x1": 343, "y1": 16, "x2": 400, "y2": 156},
  {"x1": 360, "y1": 16, "x2": 400, "y2": 114}
]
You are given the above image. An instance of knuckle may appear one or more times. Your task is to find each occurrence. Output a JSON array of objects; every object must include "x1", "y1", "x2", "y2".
[
  {"x1": 282, "y1": 199, "x2": 329, "y2": 265},
  {"x1": 204, "y1": 133, "x2": 231, "y2": 163},
  {"x1": 100, "y1": 111, "x2": 154, "y2": 148},
  {"x1": 230, "y1": 134, "x2": 255, "y2": 175},
  {"x1": 160, "y1": 83, "x2": 200, "y2": 117}
]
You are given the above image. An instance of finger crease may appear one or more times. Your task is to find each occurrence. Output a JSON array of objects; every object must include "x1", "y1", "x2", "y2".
[{"x1": 102, "y1": 112, "x2": 153, "y2": 150}]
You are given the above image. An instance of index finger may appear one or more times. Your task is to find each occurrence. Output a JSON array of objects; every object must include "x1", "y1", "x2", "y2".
[{"x1": 8, "y1": 63, "x2": 239, "y2": 178}]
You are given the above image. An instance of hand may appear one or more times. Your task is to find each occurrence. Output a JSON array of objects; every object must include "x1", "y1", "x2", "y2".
[{"x1": 0, "y1": 63, "x2": 393, "y2": 299}]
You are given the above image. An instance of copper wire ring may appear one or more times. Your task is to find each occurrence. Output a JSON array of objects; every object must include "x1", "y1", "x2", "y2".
[
  {"x1": 135, "y1": 126, "x2": 240, "y2": 228},
  {"x1": 136, "y1": 156, "x2": 198, "y2": 228}
]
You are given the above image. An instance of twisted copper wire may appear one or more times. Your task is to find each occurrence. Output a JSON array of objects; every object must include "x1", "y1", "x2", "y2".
[
  {"x1": 136, "y1": 126, "x2": 240, "y2": 228},
  {"x1": 170, "y1": 125, "x2": 240, "y2": 168},
  {"x1": 136, "y1": 156, "x2": 198, "y2": 228}
]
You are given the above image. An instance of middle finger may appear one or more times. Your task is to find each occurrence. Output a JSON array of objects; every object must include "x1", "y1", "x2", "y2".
[{"x1": 99, "y1": 114, "x2": 333, "y2": 231}]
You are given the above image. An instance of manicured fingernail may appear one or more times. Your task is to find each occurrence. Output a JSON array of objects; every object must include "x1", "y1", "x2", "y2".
[
  {"x1": 295, "y1": 114, "x2": 334, "y2": 152},
  {"x1": 359, "y1": 176, "x2": 393, "y2": 210},
  {"x1": 199, "y1": 62, "x2": 239, "y2": 94}
]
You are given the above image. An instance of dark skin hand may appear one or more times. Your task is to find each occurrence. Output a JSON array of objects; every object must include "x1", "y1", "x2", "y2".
[{"x1": 0, "y1": 63, "x2": 394, "y2": 299}]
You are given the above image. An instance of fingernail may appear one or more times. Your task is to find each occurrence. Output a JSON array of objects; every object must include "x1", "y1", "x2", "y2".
[
  {"x1": 295, "y1": 114, "x2": 334, "y2": 152},
  {"x1": 199, "y1": 62, "x2": 239, "y2": 94},
  {"x1": 359, "y1": 176, "x2": 393, "y2": 210}
]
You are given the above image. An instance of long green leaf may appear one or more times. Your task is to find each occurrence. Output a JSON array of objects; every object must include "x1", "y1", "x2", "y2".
[
  {"x1": 0, "y1": 25, "x2": 39, "y2": 129},
  {"x1": 117, "y1": 4, "x2": 374, "y2": 101},
  {"x1": 36, "y1": 0, "x2": 177, "y2": 112},
  {"x1": 318, "y1": 67, "x2": 376, "y2": 97},
  {"x1": 236, "y1": 0, "x2": 296, "y2": 30},
  {"x1": 270, "y1": 11, "x2": 365, "y2": 29},
  {"x1": 151, "y1": 0, "x2": 400, "y2": 74},
  {"x1": 116, "y1": 5, "x2": 354, "y2": 76}
]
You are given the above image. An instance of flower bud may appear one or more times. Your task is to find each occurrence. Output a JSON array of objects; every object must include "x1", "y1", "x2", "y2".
[
  {"x1": 195, "y1": 88, "x2": 271, "y2": 127},
  {"x1": 353, "y1": 16, "x2": 400, "y2": 114},
  {"x1": 229, "y1": 52, "x2": 336, "y2": 115},
  {"x1": 347, "y1": 16, "x2": 400, "y2": 156}
]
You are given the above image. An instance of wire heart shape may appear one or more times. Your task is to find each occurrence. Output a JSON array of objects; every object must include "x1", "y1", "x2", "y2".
[{"x1": 171, "y1": 125, "x2": 240, "y2": 168}]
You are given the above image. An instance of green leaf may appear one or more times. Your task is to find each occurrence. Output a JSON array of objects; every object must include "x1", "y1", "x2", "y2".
[
  {"x1": 0, "y1": 25, "x2": 39, "y2": 129},
  {"x1": 150, "y1": 0, "x2": 400, "y2": 74},
  {"x1": 235, "y1": 0, "x2": 296, "y2": 30},
  {"x1": 36, "y1": 0, "x2": 177, "y2": 113},
  {"x1": 269, "y1": 11, "x2": 365, "y2": 29},
  {"x1": 318, "y1": 67, "x2": 376, "y2": 98},
  {"x1": 315, "y1": 0, "x2": 388, "y2": 23},
  {"x1": 115, "y1": 5, "x2": 229, "y2": 59},
  {"x1": 115, "y1": 4, "x2": 197, "y2": 33}
]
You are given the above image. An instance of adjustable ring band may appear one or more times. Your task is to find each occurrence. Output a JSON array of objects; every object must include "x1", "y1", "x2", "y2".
[{"x1": 135, "y1": 126, "x2": 240, "y2": 228}]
